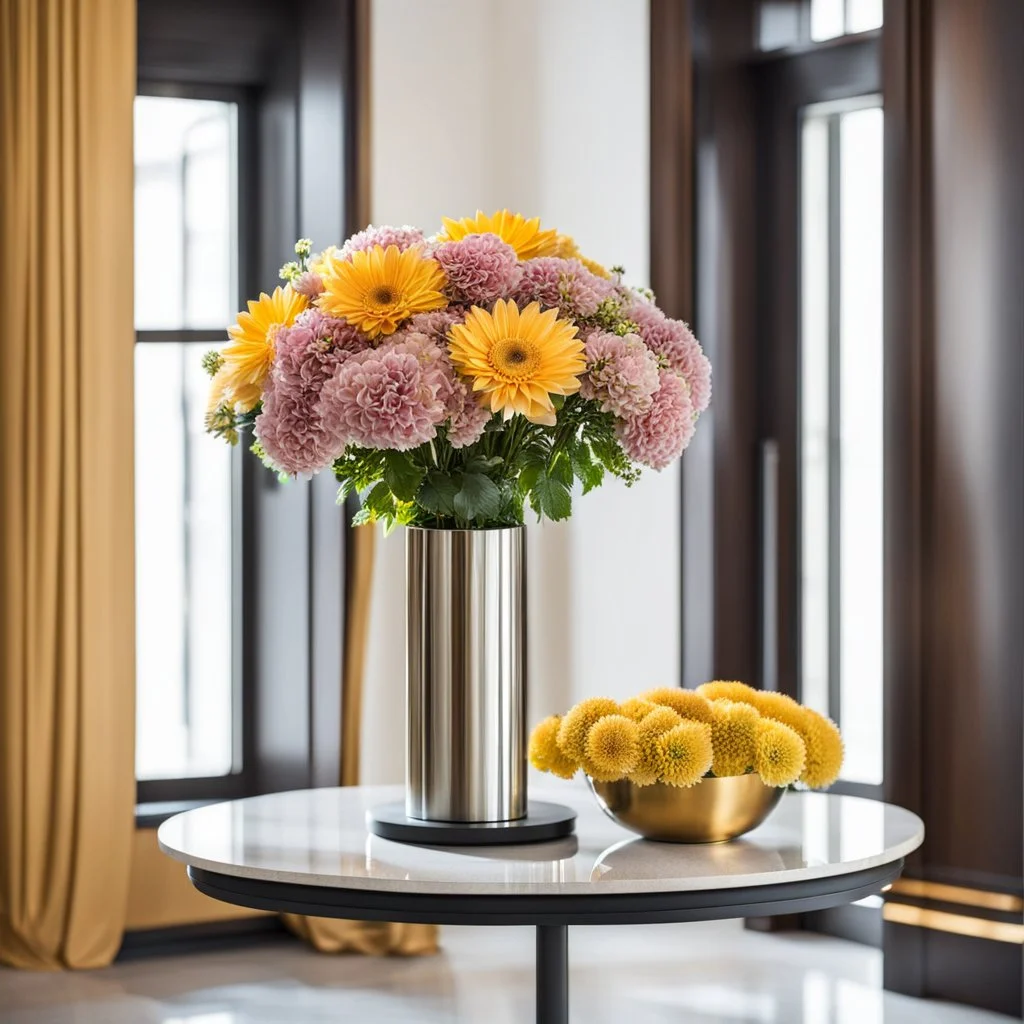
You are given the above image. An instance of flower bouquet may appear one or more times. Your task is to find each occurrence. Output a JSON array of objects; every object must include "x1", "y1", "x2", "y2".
[
  {"x1": 202, "y1": 210, "x2": 710, "y2": 529},
  {"x1": 202, "y1": 211, "x2": 712, "y2": 838},
  {"x1": 530, "y1": 682, "x2": 844, "y2": 843}
]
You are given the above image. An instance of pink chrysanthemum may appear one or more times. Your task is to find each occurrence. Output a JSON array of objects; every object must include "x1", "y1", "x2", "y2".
[
  {"x1": 626, "y1": 299, "x2": 712, "y2": 414},
  {"x1": 254, "y1": 320, "x2": 352, "y2": 475},
  {"x1": 317, "y1": 344, "x2": 447, "y2": 451},
  {"x1": 292, "y1": 270, "x2": 325, "y2": 297},
  {"x1": 404, "y1": 308, "x2": 466, "y2": 346},
  {"x1": 446, "y1": 383, "x2": 492, "y2": 448},
  {"x1": 579, "y1": 331, "x2": 661, "y2": 417},
  {"x1": 389, "y1": 328, "x2": 491, "y2": 448},
  {"x1": 339, "y1": 224, "x2": 426, "y2": 259},
  {"x1": 616, "y1": 370, "x2": 696, "y2": 470},
  {"x1": 433, "y1": 233, "x2": 522, "y2": 306},
  {"x1": 515, "y1": 257, "x2": 614, "y2": 317}
]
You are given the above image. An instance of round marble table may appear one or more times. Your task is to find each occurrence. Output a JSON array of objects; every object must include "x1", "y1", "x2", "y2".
[{"x1": 158, "y1": 783, "x2": 924, "y2": 1024}]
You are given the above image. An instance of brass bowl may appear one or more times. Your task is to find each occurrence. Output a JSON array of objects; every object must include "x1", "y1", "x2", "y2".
[{"x1": 587, "y1": 774, "x2": 784, "y2": 843}]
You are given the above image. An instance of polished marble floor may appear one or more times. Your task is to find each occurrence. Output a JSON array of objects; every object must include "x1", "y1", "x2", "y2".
[{"x1": 0, "y1": 920, "x2": 1013, "y2": 1023}]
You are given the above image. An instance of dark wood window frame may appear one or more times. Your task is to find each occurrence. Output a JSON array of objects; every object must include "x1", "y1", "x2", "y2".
[{"x1": 135, "y1": 0, "x2": 369, "y2": 819}]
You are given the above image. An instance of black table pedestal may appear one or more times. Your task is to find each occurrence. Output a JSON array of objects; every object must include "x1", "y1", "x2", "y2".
[{"x1": 536, "y1": 925, "x2": 568, "y2": 1024}]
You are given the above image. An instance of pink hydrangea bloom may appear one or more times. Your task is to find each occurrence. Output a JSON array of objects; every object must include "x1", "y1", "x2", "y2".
[
  {"x1": 292, "y1": 270, "x2": 324, "y2": 297},
  {"x1": 616, "y1": 370, "x2": 696, "y2": 470},
  {"x1": 579, "y1": 331, "x2": 660, "y2": 417},
  {"x1": 339, "y1": 224, "x2": 425, "y2": 259},
  {"x1": 433, "y1": 233, "x2": 522, "y2": 306},
  {"x1": 317, "y1": 345, "x2": 447, "y2": 451},
  {"x1": 515, "y1": 258, "x2": 614, "y2": 317},
  {"x1": 627, "y1": 299, "x2": 712, "y2": 414},
  {"x1": 294, "y1": 308, "x2": 367, "y2": 354},
  {"x1": 254, "y1": 320, "x2": 352, "y2": 476}
]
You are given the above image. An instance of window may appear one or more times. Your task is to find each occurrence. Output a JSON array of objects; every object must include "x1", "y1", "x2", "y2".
[
  {"x1": 134, "y1": 93, "x2": 241, "y2": 785},
  {"x1": 810, "y1": 0, "x2": 882, "y2": 41},
  {"x1": 759, "y1": 0, "x2": 882, "y2": 50},
  {"x1": 800, "y1": 99, "x2": 884, "y2": 786}
]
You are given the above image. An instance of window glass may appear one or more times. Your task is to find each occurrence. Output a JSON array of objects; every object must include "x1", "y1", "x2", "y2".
[
  {"x1": 134, "y1": 342, "x2": 235, "y2": 780},
  {"x1": 799, "y1": 101, "x2": 884, "y2": 786},
  {"x1": 810, "y1": 0, "x2": 845, "y2": 41},
  {"x1": 810, "y1": 0, "x2": 882, "y2": 41},
  {"x1": 134, "y1": 96, "x2": 237, "y2": 331},
  {"x1": 837, "y1": 106, "x2": 883, "y2": 785},
  {"x1": 134, "y1": 93, "x2": 240, "y2": 782}
]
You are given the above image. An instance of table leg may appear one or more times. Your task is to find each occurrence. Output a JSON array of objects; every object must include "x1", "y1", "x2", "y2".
[{"x1": 536, "y1": 924, "x2": 568, "y2": 1024}]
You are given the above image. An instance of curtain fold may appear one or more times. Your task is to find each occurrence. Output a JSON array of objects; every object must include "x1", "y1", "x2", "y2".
[
  {"x1": 285, "y1": 524, "x2": 438, "y2": 956},
  {"x1": 0, "y1": 0, "x2": 137, "y2": 969}
]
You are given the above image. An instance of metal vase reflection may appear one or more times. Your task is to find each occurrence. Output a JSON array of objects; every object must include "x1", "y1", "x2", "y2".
[{"x1": 406, "y1": 526, "x2": 526, "y2": 824}]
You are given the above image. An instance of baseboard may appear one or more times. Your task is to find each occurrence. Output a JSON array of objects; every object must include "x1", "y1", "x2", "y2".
[{"x1": 117, "y1": 915, "x2": 290, "y2": 961}]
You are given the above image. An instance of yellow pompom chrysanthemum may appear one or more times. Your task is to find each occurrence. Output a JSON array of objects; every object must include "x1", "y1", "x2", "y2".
[
  {"x1": 619, "y1": 697, "x2": 658, "y2": 722},
  {"x1": 696, "y1": 680, "x2": 760, "y2": 705},
  {"x1": 528, "y1": 716, "x2": 578, "y2": 779},
  {"x1": 654, "y1": 721, "x2": 714, "y2": 788},
  {"x1": 214, "y1": 285, "x2": 308, "y2": 412},
  {"x1": 320, "y1": 244, "x2": 448, "y2": 338},
  {"x1": 709, "y1": 699, "x2": 761, "y2": 777},
  {"x1": 745, "y1": 691, "x2": 843, "y2": 789},
  {"x1": 585, "y1": 715, "x2": 640, "y2": 782},
  {"x1": 629, "y1": 707, "x2": 683, "y2": 785},
  {"x1": 754, "y1": 718, "x2": 807, "y2": 787},
  {"x1": 796, "y1": 708, "x2": 844, "y2": 789},
  {"x1": 556, "y1": 697, "x2": 620, "y2": 765},
  {"x1": 448, "y1": 299, "x2": 585, "y2": 426},
  {"x1": 642, "y1": 687, "x2": 716, "y2": 724},
  {"x1": 440, "y1": 209, "x2": 560, "y2": 260}
]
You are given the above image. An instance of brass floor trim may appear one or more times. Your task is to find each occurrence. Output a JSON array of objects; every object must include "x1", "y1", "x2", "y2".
[
  {"x1": 889, "y1": 878, "x2": 1023, "y2": 914},
  {"x1": 883, "y1": 903, "x2": 1024, "y2": 944}
]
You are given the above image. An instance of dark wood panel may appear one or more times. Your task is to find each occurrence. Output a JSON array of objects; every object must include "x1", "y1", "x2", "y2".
[
  {"x1": 883, "y1": 0, "x2": 1024, "y2": 1015},
  {"x1": 691, "y1": 0, "x2": 762, "y2": 687}
]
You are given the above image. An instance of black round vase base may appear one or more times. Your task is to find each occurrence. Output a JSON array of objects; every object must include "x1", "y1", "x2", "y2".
[{"x1": 367, "y1": 801, "x2": 577, "y2": 846}]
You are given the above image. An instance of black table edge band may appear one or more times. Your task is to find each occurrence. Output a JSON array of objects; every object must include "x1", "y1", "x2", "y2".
[{"x1": 187, "y1": 859, "x2": 903, "y2": 927}]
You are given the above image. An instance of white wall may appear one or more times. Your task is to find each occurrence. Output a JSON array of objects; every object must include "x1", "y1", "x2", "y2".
[{"x1": 361, "y1": 0, "x2": 679, "y2": 784}]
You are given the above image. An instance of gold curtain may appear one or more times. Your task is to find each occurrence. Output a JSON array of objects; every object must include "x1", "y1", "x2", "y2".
[
  {"x1": 0, "y1": 0, "x2": 137, "y2": 970},
  {"x1": 285, "y1": 525, "x2": 438, "y2": 956}
]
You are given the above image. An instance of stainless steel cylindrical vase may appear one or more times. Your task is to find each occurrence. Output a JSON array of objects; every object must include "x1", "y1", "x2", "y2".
[{"x1": 406, "y1": 526, "x2": 526, "y2": 823}]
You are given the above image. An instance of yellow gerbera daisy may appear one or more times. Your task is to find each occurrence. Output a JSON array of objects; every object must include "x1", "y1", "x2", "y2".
[
  {"x1": 448, "y1": 299, "x2": 584, "y2": 426},
  {"x1": 217, "y1": 285, "x2": 308, "y2": 412},
  {"x1": 440, "y1": 210, "x2": 560, "y2": 260},
  {"x1": 319, "y1": 244, "x2": 447, "y2": 338}
]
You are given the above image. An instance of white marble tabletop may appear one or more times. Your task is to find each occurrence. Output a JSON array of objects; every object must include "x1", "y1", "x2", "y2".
[{"x1": 158, "y1": 781, "x2": 923, "y2": 898}]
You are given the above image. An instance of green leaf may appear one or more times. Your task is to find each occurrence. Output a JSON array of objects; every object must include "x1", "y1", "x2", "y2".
[
  {"x1": 355, "y1": 480, "x2": 395, "y2": 526},
  {"x1": 417, "y1": 472, "x2": 459, "y2": 516},
  {"x1": 571, "y1": 442, "x2": 604, "y2": 494},
  {"x1": 464, "y1": 454, "x2": 503, "y2": 474},
  {"x1": 518, "y1": 462, "x2": 544, "y2": 495},
  {"x1": 454, "y1": 473, "x2": 501, "y2": 522},
  {"x1": 383, "y1": 450, "x2": 425, "y2": 502},
  {"x1": 532, "y1": 473, "x2": 572, "y2": 521},
  {"x1": 548, "y1": 451, "x2": 574, "y2": 488}
]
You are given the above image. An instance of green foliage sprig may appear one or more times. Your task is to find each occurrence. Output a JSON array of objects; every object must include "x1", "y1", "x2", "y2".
[{"x1": 334, "y1": 396, "x2": 639, "y2": 533}]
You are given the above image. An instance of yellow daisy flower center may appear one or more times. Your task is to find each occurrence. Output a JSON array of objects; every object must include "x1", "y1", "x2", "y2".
[
  {"x1": 491, "y1": 338, "x2": 541, "y2": 380},
  {"x1": 368, "y1": 285, "x2": 397, "y2": 308}
]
